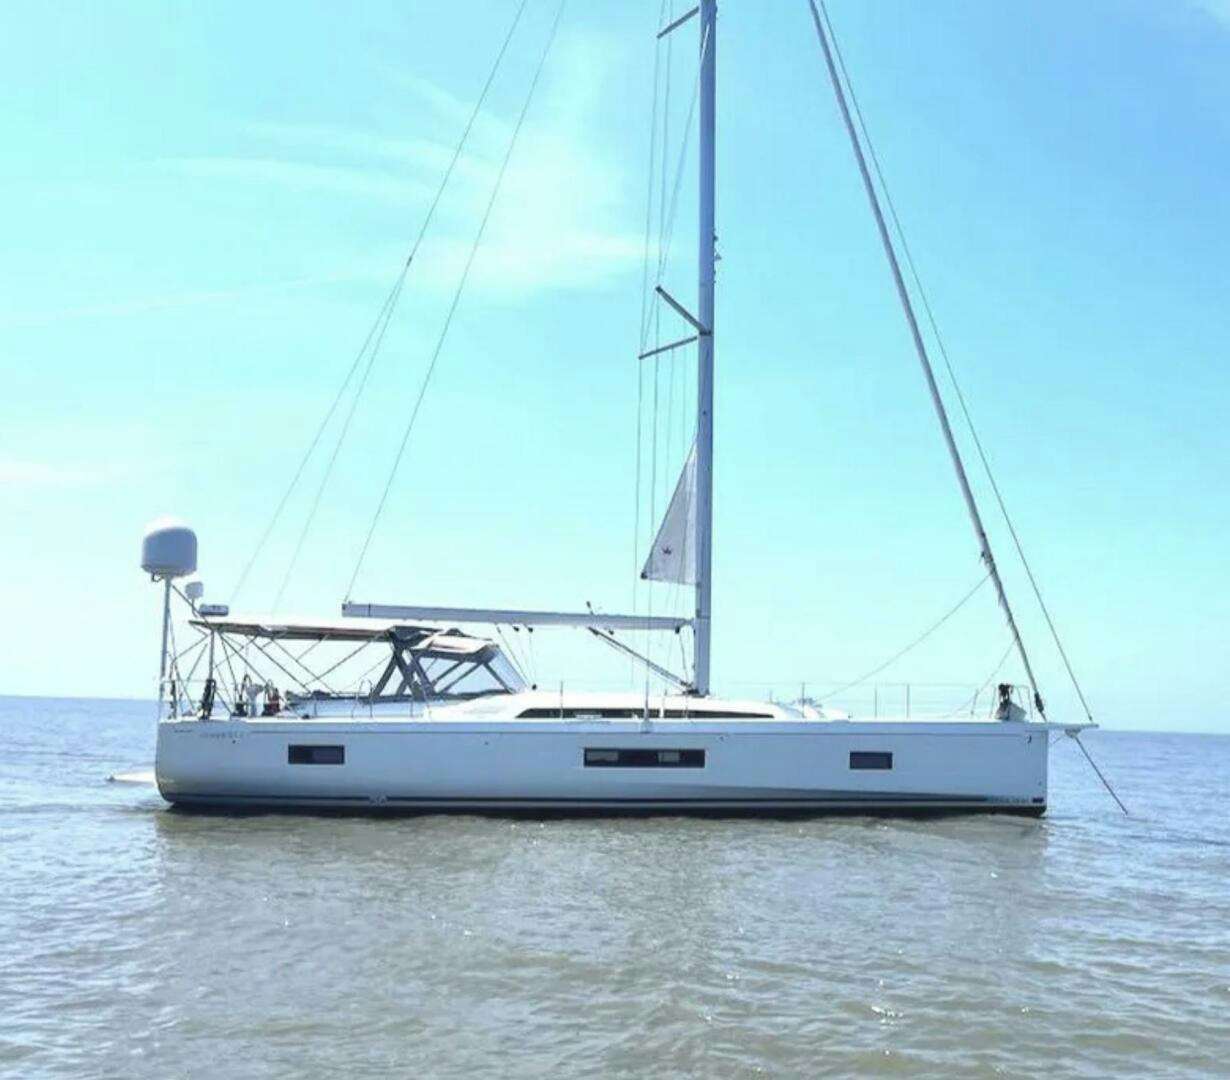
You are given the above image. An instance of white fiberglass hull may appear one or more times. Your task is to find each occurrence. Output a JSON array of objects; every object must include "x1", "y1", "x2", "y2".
[{"x1": 155, "y1": 700, "x2": 1051, "y2": 816}]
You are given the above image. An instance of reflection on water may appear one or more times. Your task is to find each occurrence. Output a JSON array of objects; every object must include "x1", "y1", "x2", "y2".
[{"x1": 2, "y1": 697, "x2": 1228, "y2": 1079}]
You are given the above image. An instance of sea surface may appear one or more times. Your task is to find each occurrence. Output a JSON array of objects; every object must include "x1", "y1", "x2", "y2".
[{"x1": 1, "y1": 696, "x2": 1227, "y2": 1079}]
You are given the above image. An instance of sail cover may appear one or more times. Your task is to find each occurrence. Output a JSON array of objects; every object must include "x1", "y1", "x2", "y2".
[{"x1": 641, "y1": 441, "x2": 697, "y2": 585}]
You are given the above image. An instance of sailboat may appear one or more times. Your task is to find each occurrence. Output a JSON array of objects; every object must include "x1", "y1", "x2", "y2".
[{"x1": 141, "y1": 1, "x2": 1092, "y2": 814}]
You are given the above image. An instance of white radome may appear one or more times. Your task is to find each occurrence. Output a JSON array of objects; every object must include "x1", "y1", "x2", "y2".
[{"x1": 141, "y1": 517, "x2": 198, "y2": 580}]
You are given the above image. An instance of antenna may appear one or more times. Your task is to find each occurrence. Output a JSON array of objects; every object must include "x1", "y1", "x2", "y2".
[{"x1": 140, "y1": 518, "x2": 198, "y2": 714}]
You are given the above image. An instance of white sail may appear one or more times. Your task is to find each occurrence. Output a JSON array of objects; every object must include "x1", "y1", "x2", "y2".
[{"x1": 641, "y1": 441, "x2": 697, "y2": 585}]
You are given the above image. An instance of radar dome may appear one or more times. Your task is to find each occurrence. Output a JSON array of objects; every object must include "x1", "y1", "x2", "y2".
[{"x1": 141, "y1": 518, "x2": 198, "y2": 579}]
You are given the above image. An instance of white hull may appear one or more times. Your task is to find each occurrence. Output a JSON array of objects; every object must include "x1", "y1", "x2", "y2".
[{"x1": 155, "y1": 695, "x2": 1051, "y2": 816}]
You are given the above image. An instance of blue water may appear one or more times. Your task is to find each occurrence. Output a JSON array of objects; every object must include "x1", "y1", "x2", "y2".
[{"x1": 1, "y1": 695, "x2": 1227, "y2": 1078}]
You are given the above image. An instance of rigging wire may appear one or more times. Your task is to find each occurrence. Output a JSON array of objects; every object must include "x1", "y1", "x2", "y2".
[
  {"x1": 944, "y1": 636, "x2": 1016, "y2": 718},
  {"x1": 642, "y1": 0, "x2": 675, "y2": 351},
  {"x1": 236, "y1": 0, "x2": 532, "y2": 606},
  {"x1": 654, "y1": 26, "x2": 708, "y2": 285},
  {"x1": 345, "y1": 0, "x2": 569, "y2": 600},
  {"x1": 642, "y1": 20, "x2": 712, "y2": 695},
  {"x1": 634, "y1": 0, "x2": 671, "y2": 623},
  {"x1": 653, "y1": 0, "x2": 675, "y2": 525},
  {"x1": 272, "y1": 274, "x2": 406, "y2": 611},
  {"x1": 633, "y1": 315, "x2": 645, "y2": 624},
  {"x1": 352, "y1": 650, "x2": 395, "y2": 690},
  {"x1": 650, "y1": 2, "x2": 675, "y2": 696},
  {"x1": 217, "y1": 631, "x2": 242, "y2": 705},
  {"x1": 495, "y1": 625, "x2": 532, "y2": 686},
  {"x1": 1070, "y1": 732, "x2": 1130, "y2": 815},
  {"x1": 807, "y1": 0, "x2": 1047, "y2": 718},
  {"x1": 647, "y1": 328, "x2": 660, "y2": 693},
  {"x1": 311, "y1": 637, "x2": 384, "y2": 684},
  {"x1": 643, "y1": 1, "x2": 674, "y2": 701},
  {"x1": 816, "y1": 1, "x2": 1094, "y2": 724},
  {"x1": 232, "y1": 282, "x2": 401, "y2": 602},
  {"x1": 164, "y1": 609, "x2": 179, "y2": 709},
  {"x1": 821, "y1": 573, "x2": 990, "y2": 702}
]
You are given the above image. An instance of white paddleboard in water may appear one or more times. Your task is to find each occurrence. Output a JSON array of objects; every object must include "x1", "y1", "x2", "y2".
[{"x1": 107, "y1": 769, "x2": 155, "y2": 786}]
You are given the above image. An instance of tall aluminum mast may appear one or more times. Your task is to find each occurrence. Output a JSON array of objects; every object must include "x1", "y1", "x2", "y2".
[{"x1": 694, "y1": 0, "x2": 717, "y2": 695}]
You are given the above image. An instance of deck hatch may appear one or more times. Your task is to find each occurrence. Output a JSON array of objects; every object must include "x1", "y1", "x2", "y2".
[
  {"x1": 849, "y1": 751, "x2": 892, "y2": 770},
  {"x1": 584, "y1": 748, "x2": 706, "y2": 768},
  {"x1": 288, "y1": 744, "x2": 345, "y2": 765}
]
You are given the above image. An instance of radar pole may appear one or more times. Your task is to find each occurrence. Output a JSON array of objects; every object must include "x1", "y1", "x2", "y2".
[{"x1": 157, "y1": 576, "x2": 172, "y2": 713}]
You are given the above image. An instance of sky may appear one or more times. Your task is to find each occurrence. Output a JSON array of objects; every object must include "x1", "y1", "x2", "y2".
[{"x1": 1, "y1": 0, "x2": 1227, "y2": 731}]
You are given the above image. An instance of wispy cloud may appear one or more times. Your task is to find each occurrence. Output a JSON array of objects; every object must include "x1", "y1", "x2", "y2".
[
  {"x1": 154, "y1": 29, "x2": 649, "y2": 300},
  {"x1": 157, "y1": 156, "x2": 433, "y2": 207},
  {"x1": 0, "y1": 459, "x2": 116, "y2": 488},
  {"x1": 381, "y1": 71, "x2": 517, "y2": 152},
  {"x1": 0, "y1": 271, "x2": 365, "y2": 329},
  {"x1": 240, "y1": 121, "x2": 499, "y2": 204},
  {"x1": 1191, "y1": 0, "x2": 1230, "y2": 26}
]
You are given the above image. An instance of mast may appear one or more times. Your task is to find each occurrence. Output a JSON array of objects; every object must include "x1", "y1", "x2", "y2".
[
  {"x1": 806, "y1": 0, "x2": 1045, "y2": 713},
  {"x1": 694, "y1": 0, "x2": 717, "y2": 695}
]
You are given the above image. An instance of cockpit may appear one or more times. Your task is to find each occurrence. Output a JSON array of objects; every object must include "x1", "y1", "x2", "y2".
[{"x1": 182, "y1": 615, "x2": 526, "y2": 718}]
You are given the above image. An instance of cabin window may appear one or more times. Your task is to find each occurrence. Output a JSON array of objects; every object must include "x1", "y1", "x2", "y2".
[
  {"x1": 519, "y1": 707, "x2": 771, "y2": 719},
  {"x1": 849, "y1": 751, "x2": 892, "y2": 770},
  {"x1": 585, "y1": 749, "x2": 619, "y2": 764},
  {"x1": 584, "y1": 748, "x2": 705, "y2": 768},
  {"x1": 288, "y1": 744, "x2": 345, "y2": 765}
]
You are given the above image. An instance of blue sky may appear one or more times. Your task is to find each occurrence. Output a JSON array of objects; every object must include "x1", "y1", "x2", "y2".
[{"x1": 1, "y1": 1, "x2": 1227, "y2": 731}]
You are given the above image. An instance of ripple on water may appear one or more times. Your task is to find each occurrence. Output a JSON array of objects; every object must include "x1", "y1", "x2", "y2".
[{"x1": 1, "y1": 705, "x2": 1229, "y2": 1079}]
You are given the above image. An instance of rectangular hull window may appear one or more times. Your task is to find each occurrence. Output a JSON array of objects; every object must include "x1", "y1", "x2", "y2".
[
  {"x1": 521, "y1": 707, "x2": 770, "y2": 719},
  {"x1": 849, "y1": 751, "x2": 892, "y2": 770},
  {"x1": 288, "y1": 745, "x2": 345, "y2": 765},
  {"x1": 584, "y1": 748, "x2": 705, "y2": 768}
]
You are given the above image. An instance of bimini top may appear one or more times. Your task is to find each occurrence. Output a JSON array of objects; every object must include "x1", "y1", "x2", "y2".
[
  {"x1": 189, "y1": 613, "x2": 526, "y2": 703},
  {"x1": 189, "y1": 613, "x2": 490, "y2": 654}
]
